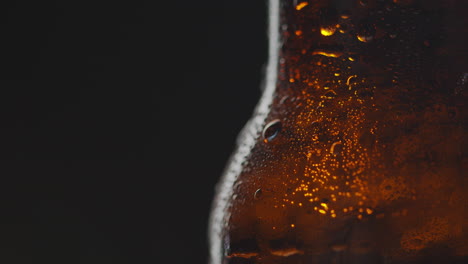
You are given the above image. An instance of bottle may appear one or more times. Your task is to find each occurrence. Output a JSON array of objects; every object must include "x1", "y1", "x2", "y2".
[{"x1": 209, "y1": 0, "x2": 467, "y2": 263}]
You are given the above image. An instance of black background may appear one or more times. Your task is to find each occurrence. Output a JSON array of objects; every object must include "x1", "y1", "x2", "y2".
[{"x1": 0, "y1": 1, "x2": 267, "y2": 263}]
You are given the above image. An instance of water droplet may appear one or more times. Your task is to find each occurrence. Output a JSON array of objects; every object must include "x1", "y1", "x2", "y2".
[
  {"x1": 318, "y1": 7, "x2": 339, "y2": 37},
  {"x1": 357, "y1": 20, "x2": 376, "y2": 42},
  {"x1": 320, "y1": 26, "x2": 336, "y2": 36},
  {"x1": 330, "y1": 141, "x2": 343, "y2": 155},
  {"x1": 270, "y1": 248, "x2": 303, "y2": 257},
  {"x1": 312, "y1": 50, "x2": 343, "y2": 58},
  {"x1": 263, "y1": 119, "x2": 282, "y2": 143},
  {"x1": 320, "y1": 202, "x2": 329, "y2": 210},
  {"x1": 312, "y1": 134, "x2": 319, "y2": 142},
  {"x1": 324, "y1": 90, "x2": 337, "y2": 99},
  {"x1": 295, "y1": 1, "x2": 309, "y2": 11},
  {"x1": 346, "y1": 75, "x2": 357, "y2": 86},
  {"x1": 357, "y1": 34, "x2": 373, "y2": 42},
  {"x1": 254, "y1": 189, "x2": 263, "y2": 199},
  {"x1": 340, "y1": 9, "x2": 351, "y2": 19},
  {"x1": 279, "y1": 96, "x2": 289, "y2": 104}
]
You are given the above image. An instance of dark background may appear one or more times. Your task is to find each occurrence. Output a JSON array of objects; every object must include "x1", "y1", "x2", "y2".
[{"x1": 0, "y1": 1, "x2": 267, "y2": 263}]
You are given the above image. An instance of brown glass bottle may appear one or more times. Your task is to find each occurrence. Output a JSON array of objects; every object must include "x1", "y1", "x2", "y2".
[{"x1": 209, "y1": 0, "x2": 468, "y2": 263}]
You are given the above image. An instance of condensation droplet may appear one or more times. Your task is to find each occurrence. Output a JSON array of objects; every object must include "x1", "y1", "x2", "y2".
[
  {"x1": 254, "y1": 189, "x2": 263, "y2": 200},
  {"x1": 312, "y1": 50, "x2": 343, "y2": 58},
  {"x1": 270, "y1": 248, "x2": 303, "y2": 257},
  {"x1": 295, "y1": 1, "x2": 309, "y2": 11},
  {"x1": 263, "y1": 119, "x2": 282, "y2": 143},
  {"x1": 346, "y1": 75, "x2": 357, "y2": 86},
  {"x1": 279, "y1": 96, "x2": 289, "y2": 104},
  {"x1": 357, "y1": 20, "x2": 375, "y2": 42},
  {"x1": 320, "y1": 26, "x2": 337, "y2": 36},
  {"x1": 357, "y1": 34, "x2": 374, "y2": 42},
  {"x1": 324, "y1": 90, "x2": 337, "y2": 99},
  {"x1": 320, "y1": 202, "x2": 329, "y2": 210},
  {"x1": 340, "y1": 10, "x2": 351, "y2": 20},
  {"x1": 330, "y1": 141, "x2": 343, "y2": 155}
]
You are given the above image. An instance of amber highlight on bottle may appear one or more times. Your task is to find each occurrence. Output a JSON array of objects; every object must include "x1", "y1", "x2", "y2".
[{"x1": 209, "y1": 0, "x2": 467, "y2": 263}]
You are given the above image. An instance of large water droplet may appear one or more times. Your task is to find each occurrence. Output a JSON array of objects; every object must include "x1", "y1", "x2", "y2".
[
  {"x1": 295, "y1": 1, "x2": 309, "y2": 11},
  {"x1": 324, "y1": 90, "x2": 337, "y2": 99},
  {"x1": 330, "y1": 141, "x2": 343, "y2": 155},
  {"x1": 357, "y1": 20, "x2": 376, "y2": 42},
  {"x1": 270, "y1": 247, "x2": 303, "y2": 257},
  {"x1": 254, "y1": 189, "x2": 263, "y2": 200},
  {"x1": 263, "y1": 119, "x2": 282, "y2": 143},
  {"x1": 320, "y1": 26, "x2": 337, "y2": 36},
  {"x1": 319, "y1": 7, "x2": 339, "y2": 37},
  {"x1": 357, "y1": 34, "x2": 373, "y2": 42}
]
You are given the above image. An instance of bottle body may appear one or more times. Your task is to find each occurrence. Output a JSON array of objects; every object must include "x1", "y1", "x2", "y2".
[{"x1": 210, "y1": 0, "x2": 468, "y2": 263}]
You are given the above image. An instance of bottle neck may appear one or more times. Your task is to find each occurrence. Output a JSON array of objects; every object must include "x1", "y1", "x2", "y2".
[{"x1": 273, "y1": 0, "x2": 467, "y2": 101}]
